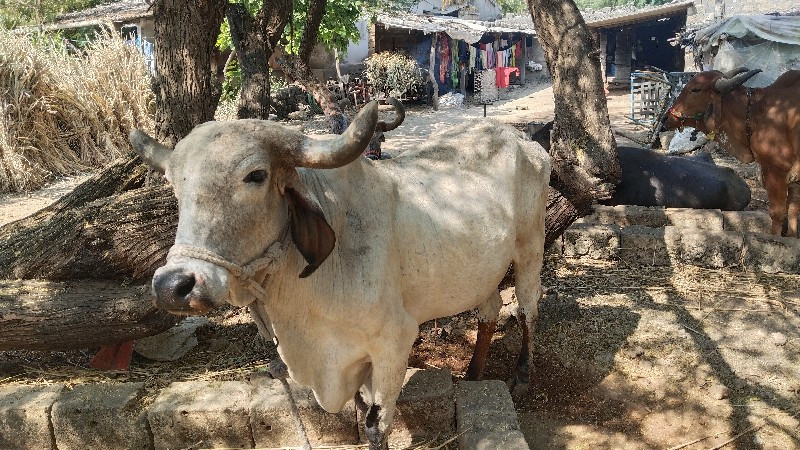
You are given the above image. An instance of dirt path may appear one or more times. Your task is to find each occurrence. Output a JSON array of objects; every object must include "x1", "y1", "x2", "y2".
[{"x1": 1, "y1": 85, "x2": 797, "y2": 449}]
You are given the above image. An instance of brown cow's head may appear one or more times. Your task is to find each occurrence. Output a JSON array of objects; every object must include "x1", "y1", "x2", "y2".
[
  {"x1": 664, "y1": 67, "x2": 761, "y2": 134},
  {"x1": 130, "y1": 102, "x2": 378, "y2": 315}
]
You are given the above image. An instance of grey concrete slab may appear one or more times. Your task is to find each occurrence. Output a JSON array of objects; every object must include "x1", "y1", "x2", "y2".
[
  {"x1": 51, "y1": 382, "x2": 151, "y2": 450},
  {"x1": 250, "y1": 375, "x2": 358, "y2": 448},
  {"x1": 0, "y1": 384, "x2": 64, "y2": 450},
  {"x1": 147, "y1": 380, "x2": 253, "y2": 450}
]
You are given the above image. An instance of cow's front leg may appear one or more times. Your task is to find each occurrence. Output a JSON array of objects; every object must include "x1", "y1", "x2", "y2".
[
  {"x1": 763, "y1": 168, "x2": 789, "y2": 235},
  {"x1": 361, "y1": 316, "x2": 418, "y2": 450}
]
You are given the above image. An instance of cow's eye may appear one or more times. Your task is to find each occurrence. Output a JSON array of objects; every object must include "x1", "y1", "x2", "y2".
[
  {"x1": 243, "y1": 170, "x2": 268, "y2": 184},
  {"x1": 691, "y1": 88, "x2": 702, "y2": 93}
]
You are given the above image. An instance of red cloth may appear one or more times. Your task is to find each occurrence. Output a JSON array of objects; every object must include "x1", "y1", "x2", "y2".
[
  {"x1": 515, "y1": 41, "x2": 522, "y2": 57},
  {"x1": 495, "y1": 67, "x2": 520, "y2": 88}
]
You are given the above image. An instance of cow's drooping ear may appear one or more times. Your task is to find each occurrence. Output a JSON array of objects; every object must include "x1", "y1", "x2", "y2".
[
  {"x1": 281, "y1": 175, "x2": 336, "y2": 278},
  {"x1": 130, "y1": 129, "x2": 170, "y2": 173}
]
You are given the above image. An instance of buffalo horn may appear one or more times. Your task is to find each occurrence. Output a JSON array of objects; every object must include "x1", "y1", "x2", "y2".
[
  {"x1": 721, "y1": 67, "x2": 749, "y2": 79},
  {"x1": 375, "y1": 98, "x2": 406, "y2": 132},
  {"x1": 293, "y1": 100, "x2": 378, "y2": 169},
  {"x1": 714, "y1": 69, "x2": 762, "y2": 94}
]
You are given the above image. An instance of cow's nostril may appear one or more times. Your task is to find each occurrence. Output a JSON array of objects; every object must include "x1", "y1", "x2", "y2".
[{"x1": 174, "y1": 274, "x2": 196, "y2": 299}]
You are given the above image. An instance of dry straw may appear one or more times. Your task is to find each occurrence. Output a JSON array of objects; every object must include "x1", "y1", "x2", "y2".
[{"x1": 0, "y1": 29, "x2": 154, "y2": 193}]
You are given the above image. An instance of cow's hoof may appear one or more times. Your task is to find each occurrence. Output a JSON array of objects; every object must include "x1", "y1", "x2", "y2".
[{"x1": 507, "y1": 376, "x2": 531, "y2": 397}]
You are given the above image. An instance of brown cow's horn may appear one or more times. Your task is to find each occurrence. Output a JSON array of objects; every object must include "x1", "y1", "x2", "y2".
[
  {"x1": 714, "y1": 69, "x2": 762, "y2": 94},
  {"x1": 376, "y1": 98, "x2": 406, "y2": 132},
  {"x1": 722, "y1": 67, "x2": 749, "y2": 79},
  {"x1": 294, "y1": 101, "x2": 378, "y2": 169}
]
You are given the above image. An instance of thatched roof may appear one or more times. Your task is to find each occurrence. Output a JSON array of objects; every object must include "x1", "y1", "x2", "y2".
[
  {"x1": 377, "y1": 12, "x2": 535, "y2": 44},
  {"x1": 48, "y1": 0, "x2": 151, "y2": 30}
]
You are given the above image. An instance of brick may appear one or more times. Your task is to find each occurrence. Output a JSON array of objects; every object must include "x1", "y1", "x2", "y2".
[
  {"x1": 743, "y1": 232, "x2": 800, "y2": 274},
  {"x1": 52, "y1": 382, "x2": 150, "y2": 450},
  {"x1": 147, "y1": 381, "x2": 253, "y2": 450},
  {"x1": 664, "y1": 208, "x2": 724, "y2": 231},
  {"x1": 619, "y1": 226, "x2": 681, "y2": 266},
  {"x1": 678, "y1": 229, "x2": 744, "y2": 269},
  {"x1": 722, "y1": 210, "x2": 772, "y2": 234},
  {"x1": 590, "y1": 205, "x2": 670, "y2": 228},
  {"x1": 455, "y1": 380, "x2": 527, "y2": 449},
  {"x1": 563, "y1": 224, "x2": 620, "y2": 259},
  {"x1": 0, "y1": 384, "x2": 63, "y2": 450},
  {"x1": 250, "y1": 376, "x2": 358, "y2": 448}
]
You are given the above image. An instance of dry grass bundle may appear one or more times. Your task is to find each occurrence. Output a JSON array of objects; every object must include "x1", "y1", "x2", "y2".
[{"x1": 0, "y1": 30, "x2": 154, "y2": 193}]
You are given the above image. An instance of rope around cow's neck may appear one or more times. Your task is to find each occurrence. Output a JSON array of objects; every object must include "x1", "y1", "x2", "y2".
[{"x1": 166, "y1": 232, "x2": 312, "y2": 450}]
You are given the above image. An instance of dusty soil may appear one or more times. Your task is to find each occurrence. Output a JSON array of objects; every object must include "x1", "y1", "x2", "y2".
[{"x1": 1, "y1": 86, "x2": 798, "y2": 449}]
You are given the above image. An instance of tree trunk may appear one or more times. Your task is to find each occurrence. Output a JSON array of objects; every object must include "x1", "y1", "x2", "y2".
[
  {"x1": 0, "y1": 280, "x2": 176, "y2": 351},
  {"x1": 277, "y1": 0, "x2": 348, "y2": 134},
  {"x1": 152, "y1": 0, "x2": 227, "y2": 145},
  {"x1": 227, "y1": 0, "x2": 292, "y2": 120},
  {"x1": 0, "y1": 183, "x2": 176, "y2": 281},
  {"x1": 528, "y1": 0, "x2": 620, "y2": 245}
]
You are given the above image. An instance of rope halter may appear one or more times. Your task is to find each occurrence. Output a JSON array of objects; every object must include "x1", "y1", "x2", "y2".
[{"x1": 166, "y1": 229, "x2": 292, "y2": 305}]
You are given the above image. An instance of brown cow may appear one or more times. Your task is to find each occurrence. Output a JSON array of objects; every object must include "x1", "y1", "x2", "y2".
[{"x1": 664, "y1": 68, "x2": 800, "y2": 236}]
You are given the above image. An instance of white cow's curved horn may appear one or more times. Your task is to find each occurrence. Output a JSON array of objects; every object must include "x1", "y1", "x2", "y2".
[
  {"x1": 714, "y1": 69, "x2": 762, "y2": 94},
  {"x1": 130, "y1": 129, "x2": 171, "y2": 173},
  {"x1": 376, "y1": 98, "x2": 406, "y2": 132},
  {"x1": 293, "y1": 101, "x2": 378, "y2": 169}
]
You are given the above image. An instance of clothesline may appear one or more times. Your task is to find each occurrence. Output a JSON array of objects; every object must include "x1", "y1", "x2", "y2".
[{"x1": 437, "y1": 32, "x2": 524, "y2": 86}]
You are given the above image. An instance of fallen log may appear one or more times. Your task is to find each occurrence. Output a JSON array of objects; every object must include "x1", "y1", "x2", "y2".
[{"x1": 0, "y1": 279, "x2": 177, "y2": 351}]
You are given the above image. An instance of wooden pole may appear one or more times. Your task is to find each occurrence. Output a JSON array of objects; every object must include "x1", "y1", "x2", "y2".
[{"x1": 429, "y1": 32, "x2": 439, "y2": 110}]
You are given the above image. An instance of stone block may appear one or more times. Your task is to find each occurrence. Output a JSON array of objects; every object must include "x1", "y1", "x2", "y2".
[
  {"x1": 664, "y1": 208, "x2": 724, "y2": 231},
  {"x1": 52, "y1": 382, "x2": 150, "y2": 450},
  {"x1": 743, "y1": 232, "x2": 800, "y2": 274},
  {"x1": 147, "y1": 380, "x2": 253, "y2": 450},
  {"x1": 459, "y1": 430, "x2": 529, "y2": 450},
  {"x1": 250, "y1": 375, "x2": 358, "y2": 448},
  {"x1": 563, "y1": 224, "x2": 620, "y2": 259},
  {"x1": 590, "y1": 205, "x2": 670, "y2": 228},
  {"x1": 0, "y1": 384, "x2": 63, "y2": 450},
  {"x1": 455, "y1": 380, "x2": 527, "y2": 449},
  {"x1": 678, "y1": 229, "x2": 744, "y2": 269},
  {"x1": 619, "y1": 226, "x2": 681, "y2": 266},
  {"x1": 722, "y1": 210, "x2": 772, "y2": 233},
  {"x1": 389, "y1": 368, "x2": 455, "y2": 448}
]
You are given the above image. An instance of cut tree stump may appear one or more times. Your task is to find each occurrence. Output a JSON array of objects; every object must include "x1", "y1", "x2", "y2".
[{"x1": 0, "y1": 279, "x2": 177, "y2": 351}]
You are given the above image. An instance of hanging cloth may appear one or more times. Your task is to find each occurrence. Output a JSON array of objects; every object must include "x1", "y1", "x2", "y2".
[
  {"x1": 451, "y1": 39, "x2": 459, "y2": 87},
  {"x1": 439, "y1": 35, "x2": 450, "y2": 84},
  {"x1": 469, "y1": 46, "x2": 476, "y2": 71}
]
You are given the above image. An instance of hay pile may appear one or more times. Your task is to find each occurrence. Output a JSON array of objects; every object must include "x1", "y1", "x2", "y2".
[{"x1": 0, "y1": 30, "x2": 154, "y2": 193}]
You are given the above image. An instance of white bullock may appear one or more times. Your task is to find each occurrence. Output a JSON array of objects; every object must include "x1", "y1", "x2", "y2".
[{"x1": 130, "y1": 100, "x2": 550, "y2": 449}]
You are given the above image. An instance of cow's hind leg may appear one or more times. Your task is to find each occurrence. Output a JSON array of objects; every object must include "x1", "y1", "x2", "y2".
[
  {"x1": 763, "y1": 169, "x2": 789, "y2": 235},
  {"x1": 787, "y1": 182, "x2": 800, "y2": 238},
  {"x1": 465, "y1": 289, "x2": 502, "y2": 380}
]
